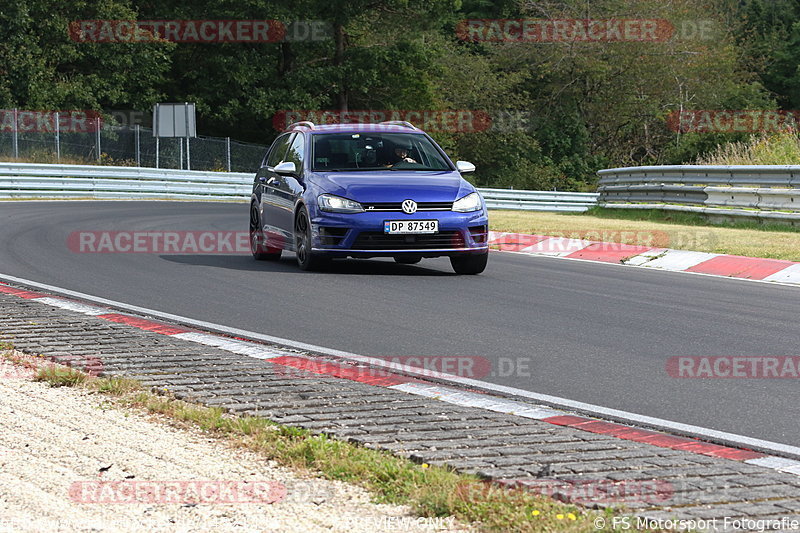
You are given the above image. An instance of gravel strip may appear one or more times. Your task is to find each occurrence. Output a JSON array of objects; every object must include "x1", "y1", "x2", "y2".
[{"x1": 0, "y1": 357, "x2": 465, "y2": 532}]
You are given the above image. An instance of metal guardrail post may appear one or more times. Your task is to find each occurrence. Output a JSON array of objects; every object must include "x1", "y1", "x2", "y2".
[
  {"x1": 12, "y1": 109, "x2": 18, "y2": 159},
  {"x1": 226, "y1": 137, "x2": 231, "y2": 172},
  {"x1": 186, "y1": 137, "x2": 191, "y2": 171},
  {"x1": 135, "y1": 125, "x2": 141, "y2": 166},
  {"x1": 55, "y1": 111, "x2": 60, "y2": 162},
  {"x1": 95, "y1": 118, "x2": 101, "y2": 162},
  {"x1": 155, "y1": 137, "x2": 159, "y2": 168}
]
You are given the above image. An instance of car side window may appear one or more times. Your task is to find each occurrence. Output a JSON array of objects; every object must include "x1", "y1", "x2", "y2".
[
  {"x1": 266, "y1": 133, "x2": 294, "y2": 168},
  {"x1": 284, "y1": 133, "x2": 304, "y2": 171}
]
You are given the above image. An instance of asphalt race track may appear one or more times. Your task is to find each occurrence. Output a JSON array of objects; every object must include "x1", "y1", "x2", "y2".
[{"x1": 1, "y1": 201, "x2": 798, "y2": 446}]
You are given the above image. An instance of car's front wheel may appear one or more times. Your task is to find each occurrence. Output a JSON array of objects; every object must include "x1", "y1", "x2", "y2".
[
  {"x1": 450, "y1": 251, "x2": 488, "y2": 275},
  {"x1": 294, "y1": 210, "x2": 328, "y2": 271},
  {"x1": 250, "y1": 205, "x2": 282, "y2": 261}
]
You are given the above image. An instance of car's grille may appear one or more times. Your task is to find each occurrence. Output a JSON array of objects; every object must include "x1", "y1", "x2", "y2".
[
  {"x1": 362, "y1": 201, "x2": 453, "y2": 212},
  {"x1": 352, "y1": 231, "x2": 465, "y2": 250}
]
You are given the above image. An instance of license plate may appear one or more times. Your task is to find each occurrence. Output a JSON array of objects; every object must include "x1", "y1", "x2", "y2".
[{"x1": 384, "y1": 220, "x2": 439, "y2": 234}]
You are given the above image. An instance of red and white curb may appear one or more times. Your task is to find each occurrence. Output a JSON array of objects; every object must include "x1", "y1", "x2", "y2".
[
  {"x1": 2, "y1": 277, "x2": 800, "y2": 478},
  {"x1": 489, "y1": 231, "x2": 800, "y2": 285}
]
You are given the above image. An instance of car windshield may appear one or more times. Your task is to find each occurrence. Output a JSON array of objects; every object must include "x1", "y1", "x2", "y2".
[{"x1": 311, "y1": 132, "x2": 451, "y2": 172}]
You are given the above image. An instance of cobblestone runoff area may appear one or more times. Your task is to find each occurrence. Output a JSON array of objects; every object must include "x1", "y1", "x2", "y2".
[{"x1": 1, "y1": 290, "x2": 799, "y2": 530}]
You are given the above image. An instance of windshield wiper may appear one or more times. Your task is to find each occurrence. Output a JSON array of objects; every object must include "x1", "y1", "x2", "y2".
[
  {"x1": 389, "y1": 167, "x2": 444, "y2": 171},
  {"x1": 315, "y1": 167, "x2": 387, "y2": 172}
]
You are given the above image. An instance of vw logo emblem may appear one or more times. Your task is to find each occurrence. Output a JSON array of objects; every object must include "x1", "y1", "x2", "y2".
[{"x1": 401, "y1": 199, "x2": 417, "y2": 214}]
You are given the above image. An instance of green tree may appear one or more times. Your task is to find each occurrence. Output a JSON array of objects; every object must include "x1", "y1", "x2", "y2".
[{"x1": 0, "y1": 0, "x2": 172, "y2": 110}]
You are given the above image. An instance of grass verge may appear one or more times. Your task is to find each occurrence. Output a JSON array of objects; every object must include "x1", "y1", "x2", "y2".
[
  {"x1": 0, "y1": 348, "x2": 652, "y2": 533},
  {"x1": 34, "y1": 364, "x2": 88, "y2": 387},
  {"x1": 489, "y1": 208, "x2": 800, "y2": 261}
]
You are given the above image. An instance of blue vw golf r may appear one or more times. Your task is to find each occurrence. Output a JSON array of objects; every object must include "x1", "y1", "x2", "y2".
[{"x1": 249, "y1": 121, "x2": 489, "y2": 274}]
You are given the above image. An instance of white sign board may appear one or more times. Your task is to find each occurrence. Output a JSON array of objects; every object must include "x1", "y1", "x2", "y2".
[{"x1": 153, "y1": 103, "x2": 196, "y2": 138}]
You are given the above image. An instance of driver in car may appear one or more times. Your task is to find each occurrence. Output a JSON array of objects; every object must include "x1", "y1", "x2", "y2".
[
  {"x1": 394, "y1": 146, "x2": 417, "y2": 164},
  {"x1": 385, "y1": 144, "x2": 418, "y2": 166}
]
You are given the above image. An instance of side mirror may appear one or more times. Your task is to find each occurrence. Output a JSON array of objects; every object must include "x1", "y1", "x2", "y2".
[
  {"x1": 456, "y1": 161, "x2": 476, "y2": 174},
  {"x1": 274, "y1": 161, "x2": 297, "y2": 175}
]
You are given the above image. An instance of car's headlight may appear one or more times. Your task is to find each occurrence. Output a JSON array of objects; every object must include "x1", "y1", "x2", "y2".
[
  {"x1": 318, "y1": 194, "x2": 364, "y2": 213},
  {"x1": 452, "y1": 192, "x2": 482, "y2": 212}
]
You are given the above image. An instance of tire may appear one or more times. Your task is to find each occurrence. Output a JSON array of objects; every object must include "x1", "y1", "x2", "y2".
[
  {"x1": 250, "y1": 204, "x2": 281, "y2": 261},
  {"x1": 450, "y1": 251, "x2": 488, "y2": 275},
  {"x1": 394, "y1": 255, "x2": 422, "y2": 265},
  {"x1": 294, "y1": 210, "x2": 328, "y2": 271}
]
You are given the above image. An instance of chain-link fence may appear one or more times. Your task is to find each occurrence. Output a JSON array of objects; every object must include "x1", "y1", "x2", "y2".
[{"x1": 0, "y1": 113, "x2": 267, "y2": 173}]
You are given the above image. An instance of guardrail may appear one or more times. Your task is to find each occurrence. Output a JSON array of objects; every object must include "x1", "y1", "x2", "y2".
[
  {"x1": 0, "y1": 163, "x2": 254, "y2": 201},
  {"x1": 478, "y1": 188, "x2": 597, "y2": 212},
  {"x1": 597, "y1": 165, "x2": 800, "y2": 221},
  {"x1": 0, "y1": 162, "x2": 597, "y2": 211}
]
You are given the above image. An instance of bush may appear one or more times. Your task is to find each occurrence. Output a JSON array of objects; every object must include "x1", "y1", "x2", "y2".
[{"x1": 695, "y1": 130, "x2": 800, "y2": 165}]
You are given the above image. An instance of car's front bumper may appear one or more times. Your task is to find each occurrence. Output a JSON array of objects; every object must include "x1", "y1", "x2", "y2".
[{"x1": 310, "y1": 210, "x2": 489, "y2": 258}]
